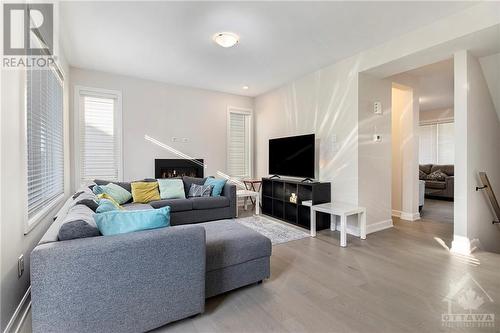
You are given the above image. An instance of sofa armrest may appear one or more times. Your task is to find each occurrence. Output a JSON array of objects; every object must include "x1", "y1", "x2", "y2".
[
  {"x1": 31, "y1": 225, "x2": 206, "y2": 333},
  {"x1": 222, "y1": 183, "x2": 237, "y2": 218},
  {"x1": 445, "y1": 176, "x2": 454, "y2": 197}
]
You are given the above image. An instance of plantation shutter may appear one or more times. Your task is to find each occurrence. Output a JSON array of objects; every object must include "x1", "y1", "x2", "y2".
[
  {"x1": 228, "y1": 112, "x2": 250, "y2": 178},
  {"x1": 27, "y1": 67, "x2": 64, "y2": 218},
  {"x1": 79, "y1": 93, "x2": 121, "y2": 185},
  {"x1": 437, "y1": 122, "x2": 454, "y2": 164},
  {"x1": 419, "y1": 124, "x2": 437, "y2": 164}
]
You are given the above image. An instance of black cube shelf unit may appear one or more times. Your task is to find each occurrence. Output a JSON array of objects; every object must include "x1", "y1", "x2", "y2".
[{"x1": 261, "y1": 178, "x2": 331, "y2": 231}]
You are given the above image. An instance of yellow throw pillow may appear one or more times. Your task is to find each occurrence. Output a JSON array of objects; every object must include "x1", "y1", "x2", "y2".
[
  {"x1": 97, "y1": 193, "x2": 123, "y2": 209},
  {"x1": 131, "y1": 181, "x2": 160, "y2": 203}
]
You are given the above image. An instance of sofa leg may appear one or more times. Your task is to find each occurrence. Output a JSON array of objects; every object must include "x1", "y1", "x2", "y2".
[{"x1": 257, "y1": 280, "x2": 263, "y2": 284}]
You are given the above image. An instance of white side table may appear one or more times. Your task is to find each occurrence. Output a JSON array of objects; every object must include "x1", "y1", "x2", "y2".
[
  {"x1": 236, "y1": 190, "x2": 260, "y2": 217},
  {"x1": 302, "y1": 201, "x2": 366, "y2": 247}
]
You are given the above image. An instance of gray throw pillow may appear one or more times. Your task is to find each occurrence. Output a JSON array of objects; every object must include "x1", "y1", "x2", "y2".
[
  {"x1": 188, "y1": 184, "x2": 213, "y2": 197},
  {"x1": 182, "y1": 176, "x2": 207, "y2": 196},
  {"x1": 57, "y1": 205, "x2": 100, "y2": 241},
  {"x1": 58, "y1": 220, "x2": 100, "y2": 241},
  {"x1": 75, "y1": 199, "x2": 99, "y2": 212},
  {"x1": 427, "y1": 169, "x2": 447, "y2": 181}
]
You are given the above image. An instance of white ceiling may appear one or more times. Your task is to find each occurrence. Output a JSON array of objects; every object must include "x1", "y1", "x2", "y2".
[
  {"x1": 60, "y1": 1, "x2": 475, "y2": 97},
  {"x1": 404, "y1": 59, "x2": 454, "y2": 112}
]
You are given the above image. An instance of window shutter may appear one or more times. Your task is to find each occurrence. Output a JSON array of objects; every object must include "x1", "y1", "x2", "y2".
[
  {"x1": 27, "y1": 68, "x2": 64, "y2": 217},
  {"x1": 228, "y1": 112, "x2": 250, "y2": 178},
  {"x1": 437, "y1": 122, "x2": 454, "y2": 164},
  {"x1": 79, "y1": 95, "x2": 120, "y2": 185}
]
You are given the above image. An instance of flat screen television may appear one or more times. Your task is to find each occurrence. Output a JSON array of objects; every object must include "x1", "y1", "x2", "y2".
[{"x1": 269, "y1": 134, "x2": 315, "y2": 179}]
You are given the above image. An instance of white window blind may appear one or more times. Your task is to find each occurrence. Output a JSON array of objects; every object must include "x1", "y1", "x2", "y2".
[
  {"x1": 27, "y1": 67, "x2": 64, "y2": 218},
  {"x1": 78, "y1": 93, "x2": 121, "y2": 185},
  {"x1": 419, "y1": 122, "x2": 454, "y2": 165},
  {"x1": 228, "y1": 111, "x2": 251, "y2": 178}
]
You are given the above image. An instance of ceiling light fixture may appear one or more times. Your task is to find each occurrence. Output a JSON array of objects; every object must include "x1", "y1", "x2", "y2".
[
  {"x1": 213, "y1": 32, "x2": 239, "y2": 48},
  {"x1": 242, "y1": 85, "x2": 249, "y2": 90}
]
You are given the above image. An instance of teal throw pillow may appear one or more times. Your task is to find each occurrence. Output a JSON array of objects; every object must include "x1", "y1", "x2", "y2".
[
  {"x1": 94, "y1": 206, "x2": 171, "y2": 236},
  {"x1": 157, "y1": 179, "x2": 186, "y2": 199},
  {"x1": 92, "y1": 183, "x2": 132, "y2": 204},
  {"x1": 96, "y1": 199, "x2": 120, "y2": 213},
  {"x1": 204, "y1": 178, "x2": 227, "y2": 197}
]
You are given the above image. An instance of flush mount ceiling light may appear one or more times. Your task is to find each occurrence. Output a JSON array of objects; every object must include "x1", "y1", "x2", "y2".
[
  {"x1": 213, "y1": 32, "x2": 239, "y2": 48},
  {"x1": 242, "y1": 85, "x2": 249, "y2": 90}
]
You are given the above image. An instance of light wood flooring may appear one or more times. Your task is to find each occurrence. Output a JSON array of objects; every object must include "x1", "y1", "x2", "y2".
[
  {"x1": 154, "y1": 213, "x2": 500, "y2": 333},
  {"x1": 420, "y1": 198, "x2": 454, "y2": 224}
]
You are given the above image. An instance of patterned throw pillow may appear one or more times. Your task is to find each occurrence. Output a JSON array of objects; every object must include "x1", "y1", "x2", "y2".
[
  {"x1": 188, "y1": 184, "x2": 214, "y2": 197},
  {"x1": 426, "y1": 169, "x2": 447, "y2": 181},
  {"x1": 419, "y1": 169, "x2": 428, "y2": 180}
]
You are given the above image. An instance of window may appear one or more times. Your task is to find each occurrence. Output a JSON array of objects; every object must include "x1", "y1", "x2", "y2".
[
  {"x1": 75, "y1": 87, "x2": 122, "y2": 187},
  {"x1": 419, "y1": 122, "x2": 454, "y2": 165},
  {"x1": 227, "y1": 107, "x2": 252, "y2": 178},
  {"x1": 27, "y1": 66, "x2": 64, "y2": 220}
]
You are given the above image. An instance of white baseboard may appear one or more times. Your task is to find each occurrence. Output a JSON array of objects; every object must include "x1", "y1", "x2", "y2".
[
  {"x1": 451, "y1": 236, "x2": 481, "y2": 255},
  {"x1": 3, "y1": 286, "x2": 31, "y2": 333},
  {"x1": 399, "y1": 212, "x2": 420, "y2": 221},
  {"x1": 336, "y1": 219, "x2": 393, "y2": 237},
  {"x1": 391, "y1": 210, "x2": 401, "y2": 218}
]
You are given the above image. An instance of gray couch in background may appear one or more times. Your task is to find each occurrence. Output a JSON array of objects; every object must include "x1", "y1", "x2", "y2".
[
  {"x1": 419, "y1": 164, "x2": 454, "y2": 200},
  {"x1": 30, "y1": 182, "x2": 271, "y2": 333}
]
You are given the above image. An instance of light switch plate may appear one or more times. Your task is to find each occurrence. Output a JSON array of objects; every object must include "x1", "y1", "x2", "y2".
[{"x1": 374, "y1": 102, "x2": 382, "y2": 115}]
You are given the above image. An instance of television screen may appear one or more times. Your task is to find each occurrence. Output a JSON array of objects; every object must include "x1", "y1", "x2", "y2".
[{"x1": 269, "y1": 134, "x2": 315, "y2": 179}]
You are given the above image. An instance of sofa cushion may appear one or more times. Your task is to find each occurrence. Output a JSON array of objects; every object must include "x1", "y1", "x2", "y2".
[
  {"x1": 182, "y1": 176, "x2": 207, "y2": 196},
  {"x1": 427, "y1": 170, "x2": 447, "y2": 181},
  {"x1": 419, "y1": 169, "x2": 427, "y2": 180},
  {"x1": 131, "y1": 181, "x2": 161, "y2": 203},
  {"x1": 94, "y1": 179, "x2": 132, "y2": 193},
  {"x1": 431, "y1": 164, "x2": 454, "y2": 176},
  {"x1": 149, "y1": 198, "x2": 193, "y2": 212},
  {"x1": 202, "y1": 220, "x2": 272, "y2": 272},
  {"x1": 419, "y1": 164, "x2": 432, "y2": 174},
  {"x1": 188, "y1": 184, "x2": 213, "y2": 197},
  {"x1": 95, "y1": 206, "x2": 170, "y2": 236},
  {"x1": 158, "y1": 178, "x2": 186, "y2": 199},
  {"x1": 191, "y1": 197, "x2": 230, "y2": 210},
  {"x1": 204, "y1": 178, "x2": 227, "y2": 197},
  {"x1": 425, "y1": 180, "x2": 446, "y2": 189},
  {"x1": 122, "y1": 203, "x2": 154, "y2": 211},
  {"x1": 57, "y1": 205, "x2": 100, "y2": 241}
]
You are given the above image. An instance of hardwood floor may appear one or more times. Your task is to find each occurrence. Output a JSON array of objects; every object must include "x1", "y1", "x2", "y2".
[
  {"x1": 420, "y1": 199, "x2": 454, "y2": 224},
  {"x1": 155, "y1": 216, "x2": 500, "y2": 333}
]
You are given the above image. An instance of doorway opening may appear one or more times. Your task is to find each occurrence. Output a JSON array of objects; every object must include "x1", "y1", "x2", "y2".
[{"x1": 390, "y1": 59, "x2": 455, "y2": 226}]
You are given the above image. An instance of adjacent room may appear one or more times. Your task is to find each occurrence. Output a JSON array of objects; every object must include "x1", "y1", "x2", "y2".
[{"x1": 1, "y1": 2, "x2": 500, "y2": 333}]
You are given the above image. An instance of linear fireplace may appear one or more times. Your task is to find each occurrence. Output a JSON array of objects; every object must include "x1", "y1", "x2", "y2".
[{"x1": 155, "y1": 159, "x2": 204, "y2": 178}]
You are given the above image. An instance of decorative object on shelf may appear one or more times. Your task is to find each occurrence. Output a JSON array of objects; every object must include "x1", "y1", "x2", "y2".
[{"x1": 289, "y1": 193, "x2": 297, "y2": 204}]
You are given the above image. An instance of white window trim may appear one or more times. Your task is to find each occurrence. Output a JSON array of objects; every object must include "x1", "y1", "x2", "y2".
[
  {"x1": 23, "y1": 63, "x2": 66, "y2": 234},
  {"x1": 226, "y1": 106, "x2": 253, "y2": 179},
  {"x1": 74, "y1": 86, "x2": 123, "y2": 190}
]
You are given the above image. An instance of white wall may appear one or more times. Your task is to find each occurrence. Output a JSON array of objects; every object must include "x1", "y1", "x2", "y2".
[
  {"x1": 358, "y1": 73, "x2": 393, "y2": 230},
  {"x1": 460, "y1": 51, "x2": 500, "y2": 253},
  {"x1": 0, "y1": 54, "x2": 71, "y2": 331},
  {"x1": 479, "y1": 52, "x2": 500, "y2": 120},
  {"x1": 69, "y1": 68, "x2": 253, "y2": 190},
  {"x1": 420, "y1": 108, "x2": 454, "y2": 124},
  {"x1": 389, "y1": 74, "x2": 421, "y2": 221}
]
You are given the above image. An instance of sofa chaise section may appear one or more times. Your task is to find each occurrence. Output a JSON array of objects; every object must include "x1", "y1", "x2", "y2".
[{"x1": 31, "y1": 225, "x2": 206, "y2": 333}]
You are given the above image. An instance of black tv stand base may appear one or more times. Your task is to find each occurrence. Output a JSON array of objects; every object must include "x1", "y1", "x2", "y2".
[
  {"x1": 301, "y1": 178, "x2": 314, "y2": 183},
  {"x1": 269, "y1": 174, "x2": 281, "y2": 179}
]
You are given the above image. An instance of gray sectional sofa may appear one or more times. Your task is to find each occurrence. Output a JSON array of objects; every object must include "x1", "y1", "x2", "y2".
[
  {"x1": 30, "y1": 178, "x2": 271, "y2": 333},
  {"x1": 95, "y1": 176, "x2": 237, "y2": 224}
]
